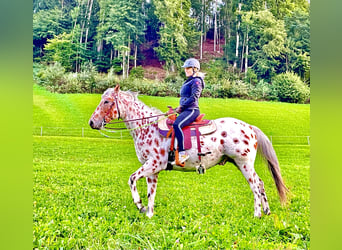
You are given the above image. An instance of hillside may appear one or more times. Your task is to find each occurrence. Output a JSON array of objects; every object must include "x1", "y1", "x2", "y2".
[{"x1": 139, "y1": 38, "x2": 224, "y2": 80}]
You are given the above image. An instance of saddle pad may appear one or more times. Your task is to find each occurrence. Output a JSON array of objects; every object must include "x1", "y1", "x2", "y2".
[{"x1": 158, "y1": 117, "x2": 217, "y2": 137}]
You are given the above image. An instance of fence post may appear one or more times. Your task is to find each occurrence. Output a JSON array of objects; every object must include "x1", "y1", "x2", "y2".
[{"x1": 41, "y1": 126, "x2": 43, "y2": 136}]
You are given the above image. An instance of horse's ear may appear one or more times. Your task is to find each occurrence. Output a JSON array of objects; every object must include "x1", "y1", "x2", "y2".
[{"x1": 114, "y1": 84, "x2": 120, "y2": 93}]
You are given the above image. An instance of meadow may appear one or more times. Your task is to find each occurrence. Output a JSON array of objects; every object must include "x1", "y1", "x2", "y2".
[{"x1": 33, "y1": 85, "x2": 310, "y2": 249}]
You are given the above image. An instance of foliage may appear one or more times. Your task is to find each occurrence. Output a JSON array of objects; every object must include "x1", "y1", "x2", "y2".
[
  {"x1": 271, "y1": 72, "x2": 310, "y2": 103},
  {"x1": 249, "y1": 79, "x2": 274, "y2": 101},
  {"x1": 32, "y1": 0, "x2": 310, "y2": 89},
  {"x1": 36, "y1": 62, "x2": 66, "y2": 92},
  {"x1": 153, "y1": 0, "x2": 199, "y2": 72},
  {"x1": 242, "y1": 10, "x2": 287, "y2": 81},
  {"x1": 34, "y1": 60, "x2": 310, "y2": 103},
  {"x1": 283, "y1": 9, "x2": 310, "y2": 84},
  {"x1": 129, "y1": 66, "x2": 145, "y2": 79},
  {"x1": 43, "y1": 32, "x2": 80, "y2": 71}
]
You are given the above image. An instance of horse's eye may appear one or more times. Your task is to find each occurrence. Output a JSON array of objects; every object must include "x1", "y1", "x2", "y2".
[{"x1": 104, "y1": 100, "x2": 109, "y2": 104}]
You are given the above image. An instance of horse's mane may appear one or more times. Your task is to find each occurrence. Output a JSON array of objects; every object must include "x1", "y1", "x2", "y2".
[{"x1": 104, "y1": 88, "x2": 163, "y2": 115}]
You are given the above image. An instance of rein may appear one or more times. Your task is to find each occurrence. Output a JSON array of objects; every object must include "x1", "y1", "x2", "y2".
[
  {"x1": 100, "y1": 92, "x2": 175, "y2": 137},
  {"x1": 107, "y1": 113, "x2": 168, "y2": 126}
]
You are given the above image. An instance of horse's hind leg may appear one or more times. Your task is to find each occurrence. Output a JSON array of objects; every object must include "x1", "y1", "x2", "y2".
[
  {"x1": 258, "y1": 178, "x2": 271, "y2": 215},
  {"x1": 235, "y1": 159, "x2": 264, "y2": 217},
  {"x1": 128, "y1": 171, "x2": 146, "y2": 213}
]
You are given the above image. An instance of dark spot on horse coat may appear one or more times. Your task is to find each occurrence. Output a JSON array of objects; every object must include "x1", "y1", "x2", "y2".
[
  {"x1": 221, "y1": 131, "x2": 227, "y2": 137},
  {"x1": 243, "y1": 140, "x2": 249, "y2": 145},
  {"x1": 160, "y1": 148, "x2": 166, "y2": 156}
]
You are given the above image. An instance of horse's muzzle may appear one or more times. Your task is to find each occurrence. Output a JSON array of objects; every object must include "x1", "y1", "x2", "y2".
[{"x1": 89, "y1": 119, "x2": 100, "y2": 130}]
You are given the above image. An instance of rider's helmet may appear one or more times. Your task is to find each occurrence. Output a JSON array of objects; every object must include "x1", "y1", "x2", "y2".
[{"x1": 181, "y1": 58, "x2": 200, "y2": 70}]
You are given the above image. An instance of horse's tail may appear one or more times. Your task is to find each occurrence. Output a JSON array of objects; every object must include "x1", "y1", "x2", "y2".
[{"x1": 252, "y1": 126, "x2": 288, "y2": 205}]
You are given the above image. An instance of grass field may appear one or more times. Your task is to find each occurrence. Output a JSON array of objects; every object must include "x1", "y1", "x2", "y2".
[{"x1": 33, "y1": 85, "x2": 310, "y2": 249}]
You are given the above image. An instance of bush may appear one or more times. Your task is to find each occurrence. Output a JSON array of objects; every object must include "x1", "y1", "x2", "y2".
[
  {"x1": 229, "y1": 80, "x2": 249, "y2": 99},
  {"x1": 79, "y1": 61, "x2": 98, "y2": 93},
  {"x1": 36, "y1": 62, "x2": 66, "y2": 92},
  {"x1": 249, "y1": 79, "x2": 276, "y2": 101},
  {"x1": 271, "y1": 72, "x2": 310, "y2": 103},
  {"x1": 129, "y1": 66, "x2": 144, "y2": 79}
]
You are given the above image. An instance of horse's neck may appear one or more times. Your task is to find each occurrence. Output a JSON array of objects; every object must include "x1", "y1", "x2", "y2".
[{"x1": 122, "y1": 97, "x2": 161, "y2": 141}]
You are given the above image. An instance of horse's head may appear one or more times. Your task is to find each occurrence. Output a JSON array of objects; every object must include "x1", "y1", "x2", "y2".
[{"x1": 89, "y1": 85, "x2": 122, "y2": 130}]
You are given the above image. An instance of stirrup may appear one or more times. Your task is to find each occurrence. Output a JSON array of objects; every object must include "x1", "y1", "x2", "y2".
[{"x1": 171, "y1": 150, "x2": 188, "y2": 166}]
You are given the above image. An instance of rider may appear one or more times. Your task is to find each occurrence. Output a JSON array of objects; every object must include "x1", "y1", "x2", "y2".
[{"x1": 173, "y1": 58, "x2": 205, "y2": 164}]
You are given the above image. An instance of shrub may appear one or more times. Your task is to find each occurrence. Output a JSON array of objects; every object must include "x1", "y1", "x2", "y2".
[
  {"x1": 271, "y1": 72, "x2": 310, "y2": 103},
  {"x1": 79, "y1": 61, "x2": 98, "y2": 93},
  {"x1": 229, "y1": 80, "x2": 249, "y2": 99},
  {"x1": 36, "y1": 62, "x2": 66, "y2": 92},
  {"x1": 129, "y1": 66, "x2": 145, "y2": 79},
  {"x1": 249, "y1": 79, "x2": 276, "y2": 101},
  {"x1": 57, "y1": 73, "x2": 83, "y2": 93}
]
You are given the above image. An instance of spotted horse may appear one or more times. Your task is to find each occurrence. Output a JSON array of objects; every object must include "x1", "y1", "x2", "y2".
[{"x1": 89, "y1": 85, "x2": 288, "y2": 218}]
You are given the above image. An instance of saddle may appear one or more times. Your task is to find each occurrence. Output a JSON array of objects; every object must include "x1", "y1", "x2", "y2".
[{"x1": 158, "y1": 112, "x2": 217, "y2": 168}]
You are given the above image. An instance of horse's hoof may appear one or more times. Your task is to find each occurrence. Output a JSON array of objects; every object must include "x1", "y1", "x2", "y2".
[
  {"x1": 254, "y1": 212, "x2": 262, "y2": 218},
  {"x1": 196, "y1": 165, "x2": 206, "y2": 174},
  {"x1": 146, "y1": 212, "x2": 154, "y2": 218},
  {"x1": 139, "y1": 207, "x2": 146, "y2": 213},
  {"x1": 264, "y1": 208, "x2": 271, "y2": 215}
]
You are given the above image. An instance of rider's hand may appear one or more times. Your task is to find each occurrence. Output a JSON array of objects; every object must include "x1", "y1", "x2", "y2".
[{"x1": 175, "y1": 106, "x2": 182, "y2": 114}]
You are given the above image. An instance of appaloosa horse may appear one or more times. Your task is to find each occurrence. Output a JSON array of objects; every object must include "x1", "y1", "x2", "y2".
[{"x1": 89, "y1": 85, "x2": 288, "y2": 218}]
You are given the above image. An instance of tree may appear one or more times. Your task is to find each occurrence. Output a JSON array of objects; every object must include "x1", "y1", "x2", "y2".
[
  {"x1": 43, "y1": 32, "x2": 81, "y2": 71},
  {"x1": 241, "y1": 10, "x2": 287, "y2": 80},
  {"x1": 33, "y1": 8, "x2": 66, "y2": 60},
  {"x1": 96, "y1": 0, "x2": 145, "y2": 77},
  {"x1": 283, "y1": 9, "x2": 310, "y2": 83},
  {"x1": 154, "y1": 0, "x2": 199, "y2": 72}
]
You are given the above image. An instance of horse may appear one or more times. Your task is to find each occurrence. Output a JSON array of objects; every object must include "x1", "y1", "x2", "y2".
[{"x1": 89, "y1": 85, "x2": 288, "y2": 218}]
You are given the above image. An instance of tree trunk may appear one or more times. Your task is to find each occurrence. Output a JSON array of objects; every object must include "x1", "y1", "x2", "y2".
[
  {"x1": 200, "y1": 0, "x2": 204, "y2": 59},
  {"x1": 122, "y1": 50, "x2": 126, "y2": 79},
  {"x1": 127, "y1": 36, "x2": 130, "y2": 78},
  {"x1": 214, "y1": 0, "x2": 217, "y2": 52},
  {"x1": 218, "y1": 17, "x2": 221, "y2": 52},
  {"x1": 240, "y1": 32, "x2": 245, "y2": 73},
  {"x1": 245, "y1": 27, "x2": 249, "y2": 77},
  {"x1": 84, "y1": 0, "x2": 94, "y2": 48},
  {"x1": 234, "y1": 2, "x2": 242, "y2": 69},
  {"x1": 134, "y1": 43, "x2": 137, "y2": 68}
]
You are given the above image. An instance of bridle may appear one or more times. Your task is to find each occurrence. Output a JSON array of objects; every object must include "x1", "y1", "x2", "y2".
[
  {"x1": 113, "y1": 93, "x2": 121, "y2": 120},
  {"x1": 101, "y1": 93, "x2": 174, "y2": 131}
]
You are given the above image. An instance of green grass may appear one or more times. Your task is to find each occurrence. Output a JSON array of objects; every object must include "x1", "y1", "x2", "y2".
[{"x1": 33, "y1": 85, "x2": 310, "y2": 249}]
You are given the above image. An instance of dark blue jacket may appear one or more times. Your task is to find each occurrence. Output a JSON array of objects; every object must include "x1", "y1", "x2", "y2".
[{"x1": 179, "y1": 75, "x2": 205, "y2": 110}]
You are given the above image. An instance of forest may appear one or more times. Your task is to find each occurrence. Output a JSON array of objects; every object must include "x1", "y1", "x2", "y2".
[{"x1": 33, "y1": 0, "x2": 310, "y2": 103}]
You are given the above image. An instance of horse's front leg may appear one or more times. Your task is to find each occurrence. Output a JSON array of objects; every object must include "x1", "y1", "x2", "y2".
[
  {"x1": 128, "y1": 158, "x2": 165, "y2": 217},
  {"x1": 146, "y1": 174, "x2": 158, "y2": 218}
]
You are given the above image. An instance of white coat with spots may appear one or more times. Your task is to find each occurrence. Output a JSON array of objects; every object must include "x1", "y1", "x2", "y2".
[{"x1": 89, "y1": 86, "x2": 288, "y2": 218}]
